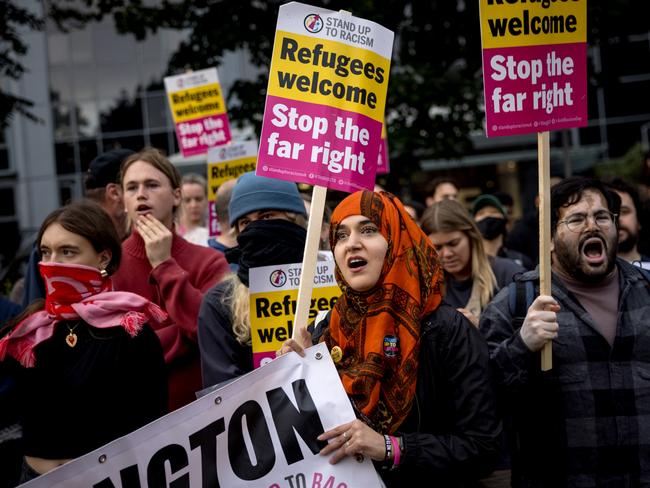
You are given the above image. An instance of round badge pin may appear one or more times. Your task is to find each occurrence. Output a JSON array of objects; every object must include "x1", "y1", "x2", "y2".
[
  {"x1": 331, "y1": 346, "x2": 343, "y2": 363},
  {"x1": 383, "y1": 335, "x2": 399, "y2": 358}
]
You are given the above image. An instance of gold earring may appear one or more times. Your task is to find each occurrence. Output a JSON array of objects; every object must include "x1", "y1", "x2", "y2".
[{"x1": 100, "y1": 268, "x2": 108, "y2": 278}]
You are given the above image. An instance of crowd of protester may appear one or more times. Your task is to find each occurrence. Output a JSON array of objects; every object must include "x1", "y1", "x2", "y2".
[{"x1": 1, "y1": 146, "x2": 650, "y2": 487}]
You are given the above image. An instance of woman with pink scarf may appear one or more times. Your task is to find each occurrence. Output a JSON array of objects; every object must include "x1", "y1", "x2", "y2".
[{"x1": 0, "y1": 201, "x2": 168, "y2": 483}]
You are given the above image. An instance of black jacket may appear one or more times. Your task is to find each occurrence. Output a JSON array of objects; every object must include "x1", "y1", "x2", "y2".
[
  {"x1": 198, "y1": 281, "x2": 253, "y2": 388},
  {"x1": 315, "y1": 303, "x2": 501, "y2": 487},
  {"x1": 8, "y1": 321, "x2": 167, "y2": 460},
  {"x1": 480, "y1": 261, "x2": 650, "y2": 487}
]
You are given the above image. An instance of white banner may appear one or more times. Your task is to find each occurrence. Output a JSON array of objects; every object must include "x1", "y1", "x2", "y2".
[{"x1": 22, "y1": 343, "x2": 381, "y2": 488}]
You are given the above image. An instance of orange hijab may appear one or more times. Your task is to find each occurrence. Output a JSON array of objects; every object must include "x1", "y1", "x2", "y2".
[{"x1": 325, "y1": 191, "x2": 443, "y2": 433}]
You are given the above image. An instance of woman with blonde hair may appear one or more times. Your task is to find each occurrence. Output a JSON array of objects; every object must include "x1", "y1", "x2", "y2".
[
  {"x1": 198, "y1": 172, "x2": 308, "y2": 388},
  {"x1": 178, "y1": 173, "x2": 209, "y2": 246},
  {"x1": 420, "y1": 199, "x2": 523, "y2": 326}
]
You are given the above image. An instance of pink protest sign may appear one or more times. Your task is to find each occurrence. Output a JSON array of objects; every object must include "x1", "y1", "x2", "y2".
[
  {"x1": 164, "y1": 68, "x2": 232, "y2": 157},
  {"x1": 377, "y1": 123, "x2": 390, "y2": 175},
  {"x1": 257, "y1": 2, "x2": 394, "y2": 193},
  {"x1": 479, "y1": 0, "x2": 587, "y2": 137}
]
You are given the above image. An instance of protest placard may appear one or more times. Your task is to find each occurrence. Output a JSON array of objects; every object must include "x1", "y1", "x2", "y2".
[
  {"x1": 377, "y1": 123, "x2": 390, "y2": 175},
  {"x1": 479, "y1": 0, "x2": 588, "y2": 369},
  {"x1": 256, "y1": 4, "x2": 393, "y2": 343},
  {"x1": 249, "y1": 262, "x2": 341, "y2": 368},
  {"x1": 22, "y1": 343, "x2": 381, "y2": 488},
  {"x1": 206, "y1": 141, "x2": 258, "y2": 236},
  {"x1": 257, "y1": 2, "x2": 394, "y2": 193},
  {"x1": 479, "y1": 0, "x2": 587, "y2": 137},
  {"x1": 164, "y1": 68, "x2": 232, "y2": 157}
]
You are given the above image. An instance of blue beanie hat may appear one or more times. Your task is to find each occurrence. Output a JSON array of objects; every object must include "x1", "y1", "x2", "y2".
[{"x1": 229, "y1": 172, "x2": 307, "y2": 226}]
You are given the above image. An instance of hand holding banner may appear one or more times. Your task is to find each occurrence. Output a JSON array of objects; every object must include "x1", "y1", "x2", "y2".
[{"x1": 20, "y1": 343, "x2": 382, "y2": 488}]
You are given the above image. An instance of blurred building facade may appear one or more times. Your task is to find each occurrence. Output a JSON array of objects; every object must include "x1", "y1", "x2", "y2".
[{"x1": 0, "y1": 2, "x2": 257, "y2": 272}]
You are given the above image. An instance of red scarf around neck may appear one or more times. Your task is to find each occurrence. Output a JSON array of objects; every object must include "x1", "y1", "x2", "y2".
[{"x1": 0, "y1": 262, "x2": 168, "y2": 367}]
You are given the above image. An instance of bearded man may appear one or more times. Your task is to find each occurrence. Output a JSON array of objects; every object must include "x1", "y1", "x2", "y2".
[
  {"x1": 479, "y1": 177, "x2": 650, "y2": 487},
  {"x1": 607, "y1": 178, "x2": 650, "y2": 266}
]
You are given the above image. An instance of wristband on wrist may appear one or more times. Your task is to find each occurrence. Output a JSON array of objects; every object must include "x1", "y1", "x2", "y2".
[
  {"x1": 383, "y1": 434, "x2": 393, "y2": 461},
  {"x1": 389, "y1": 436, "x2": 401, "y2": 469}
]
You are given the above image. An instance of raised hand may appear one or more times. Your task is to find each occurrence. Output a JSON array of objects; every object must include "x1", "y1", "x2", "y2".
[{"x1": 135, "y1": 214, "x2": 173, "y2": 269}]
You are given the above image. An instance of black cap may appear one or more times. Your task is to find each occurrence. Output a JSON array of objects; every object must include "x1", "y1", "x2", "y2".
[
  {"x1": 471, "y1": 194, "x2": 507, "y2": 217},
  {"x1": 85, "y1": 149, "x2": 135, "y2": 190}
]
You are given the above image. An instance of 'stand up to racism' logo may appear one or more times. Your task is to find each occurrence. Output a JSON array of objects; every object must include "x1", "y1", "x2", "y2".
[
  {"x1": 303, "y1": 14, "x2": 324, "y2": 33},
  {"x1": 270, "y1": 270, "x2": 287, "y2": 288}
]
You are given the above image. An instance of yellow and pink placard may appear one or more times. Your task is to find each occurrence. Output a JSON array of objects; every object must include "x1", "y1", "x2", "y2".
[
  {"x1": 164, "y1": 68, "x2": 232, "y2": 156},
  {"x1": 257, "y1": 2, "x2": 394, "y2": 192},
  {"x1": 479, "y1": 0, "x2": 587, "y2": 137},
  {"x1": 249, "y1": 262, "x2": 340, "y2": 369},
  {"x1": 206, "y1": 141, "x2": 258, "y2": 237}
]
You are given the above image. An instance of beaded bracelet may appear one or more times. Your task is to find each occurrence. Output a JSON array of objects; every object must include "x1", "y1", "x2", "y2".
[{"x1": 383, "y1": 434, "x2": 393, "y2": 461}]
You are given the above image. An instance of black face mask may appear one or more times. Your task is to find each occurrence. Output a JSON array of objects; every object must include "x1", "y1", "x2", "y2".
[
  {"x1": 476, "y1": 217, "x2": 507, "y2": 241},
  {"x1": 225, "y1": 219, "x2": 307, "y2": 287}
]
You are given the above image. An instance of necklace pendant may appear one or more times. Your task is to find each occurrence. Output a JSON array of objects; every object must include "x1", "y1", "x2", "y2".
[{"x1": 66, "y1": 332, "x2": 78, "y2": 347}]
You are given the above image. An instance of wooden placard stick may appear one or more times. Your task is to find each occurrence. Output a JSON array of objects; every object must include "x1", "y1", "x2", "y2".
[
  {"x1": 292, "y1": 8, "x2": 351, "y2": 340},
  {"x1": 538, "y1": 131, "x2": 552, "y2": 371},
  {"x1": 291, "y1": 185, "x2": 327, "y2": 339}
]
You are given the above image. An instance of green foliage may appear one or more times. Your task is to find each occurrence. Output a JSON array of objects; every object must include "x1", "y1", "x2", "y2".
[
  {"x1": 74, "y1": 0, "x2": 647, "y2": 172},
  {"x1": 0, "y1": 0, "x2": 43, "y2": 128},
  {"x1": 594, "y1": 143, "x2": 646, "y2": 181},
  {"x1": 68, "y1": 0, "x2": 487, "y2": 173},
  {"x1": 3, "y1": 0, "x2": 648, "y2": 173}
]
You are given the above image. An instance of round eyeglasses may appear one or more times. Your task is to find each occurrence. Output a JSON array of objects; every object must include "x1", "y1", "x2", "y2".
[{"x1": 557, "y1": 211, "x2": 617, "y2": 233}]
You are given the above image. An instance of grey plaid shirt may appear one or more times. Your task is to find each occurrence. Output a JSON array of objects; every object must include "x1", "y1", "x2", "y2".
[{"x1": 479, "y1": 259, "x2": 650, "y2": 488}]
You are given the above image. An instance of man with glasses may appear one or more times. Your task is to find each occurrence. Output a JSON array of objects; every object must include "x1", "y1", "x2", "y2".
[{"x1": 479, "y1": 177, "x2": 650, "y2": 487}]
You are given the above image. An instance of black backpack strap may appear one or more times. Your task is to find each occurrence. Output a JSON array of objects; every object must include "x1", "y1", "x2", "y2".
[
  {"x1": 636, "y1": 266, "x2": 650, "y2": 286},
  {"x1": 508, "y1": 279, "x2": 536, "y2": 330}
]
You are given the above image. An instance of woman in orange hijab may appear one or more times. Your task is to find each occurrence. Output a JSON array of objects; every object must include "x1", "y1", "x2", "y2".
[{"x1": 282, "y1": 191, "x2": 500, "y2": 487}]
